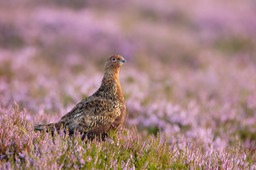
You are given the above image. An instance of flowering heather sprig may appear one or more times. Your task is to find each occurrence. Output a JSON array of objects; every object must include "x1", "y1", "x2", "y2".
[{"x1": 0, "y1": 104, "x2": 34, "y2": 163}]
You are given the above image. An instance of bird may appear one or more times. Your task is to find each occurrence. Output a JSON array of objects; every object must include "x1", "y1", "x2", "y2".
[{"x1": 34, "y1": 55, "x2": 127, "y2": 140}]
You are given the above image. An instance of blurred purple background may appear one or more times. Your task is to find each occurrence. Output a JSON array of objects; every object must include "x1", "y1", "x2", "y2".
[{"x1": 0, "y1": 0, "x2": 255, "y2": 65}]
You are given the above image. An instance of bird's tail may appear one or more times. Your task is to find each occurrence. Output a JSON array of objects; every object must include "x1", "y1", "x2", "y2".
[{"x1": 34, "y1": 123, "x2": 58, "y2": 132}]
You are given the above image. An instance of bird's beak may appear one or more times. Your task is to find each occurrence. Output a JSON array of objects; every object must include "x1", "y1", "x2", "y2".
[{"x1": 120, "y1": 59, "x2": 126, "y2": 64}]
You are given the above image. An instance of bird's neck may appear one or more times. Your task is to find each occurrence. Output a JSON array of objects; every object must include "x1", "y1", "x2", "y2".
[
  {"x1": 95, "y1": 68, "x2": 124, "y2": 101},
  {"x1": 103, "y1": 67, "x2": 120, "y2": 81}
]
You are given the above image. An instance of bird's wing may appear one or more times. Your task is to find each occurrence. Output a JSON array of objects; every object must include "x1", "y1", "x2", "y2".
[{"x1": 58, "y1": 96, "x2": 121, "y2": 133}]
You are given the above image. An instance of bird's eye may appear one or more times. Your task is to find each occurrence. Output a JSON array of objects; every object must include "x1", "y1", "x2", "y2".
[{"x1": 111, "y1": 58, "x2": 116, "y2": 62}]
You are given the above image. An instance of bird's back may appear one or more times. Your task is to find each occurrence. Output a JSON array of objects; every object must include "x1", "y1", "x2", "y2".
[{"x1": 58, "y1": 95, "x2": 123, "y2": 134}]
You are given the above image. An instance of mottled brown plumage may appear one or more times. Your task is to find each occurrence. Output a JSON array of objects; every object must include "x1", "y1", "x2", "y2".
[{"x1": 34, "y1": 55, "x2": 127, "y2": 140}]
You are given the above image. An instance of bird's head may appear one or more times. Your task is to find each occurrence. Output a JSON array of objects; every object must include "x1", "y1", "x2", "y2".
[{"x1": 105, "y1": 55, "x2": 126, "y2": 71}]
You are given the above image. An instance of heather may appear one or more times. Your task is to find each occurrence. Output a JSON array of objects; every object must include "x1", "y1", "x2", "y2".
[{"x1": 0, "y1": 0, "x2": 256, "y2": 169}]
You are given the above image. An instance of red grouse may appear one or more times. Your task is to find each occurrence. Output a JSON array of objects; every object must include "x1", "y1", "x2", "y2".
[{"x1": 34, "y1": 55, "x2": 127, "y2": 140}]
